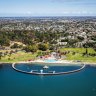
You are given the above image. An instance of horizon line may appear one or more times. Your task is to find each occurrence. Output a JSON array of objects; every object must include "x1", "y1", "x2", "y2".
[{"x1": 0, "y1": 15, "x2": 96, "y2": 18}]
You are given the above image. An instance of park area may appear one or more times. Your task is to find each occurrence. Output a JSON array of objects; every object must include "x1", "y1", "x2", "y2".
[{"x1": 0, "y1": 48, "x2": 96, "y2": 63}]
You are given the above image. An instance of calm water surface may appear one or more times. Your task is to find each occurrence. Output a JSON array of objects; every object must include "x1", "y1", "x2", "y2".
[
  {"x1": 0, "y1": 64, "x2": 96, "y2": 96},
  {"x1": 15, "y1": 64, "x2": 82, "y2": 73}
]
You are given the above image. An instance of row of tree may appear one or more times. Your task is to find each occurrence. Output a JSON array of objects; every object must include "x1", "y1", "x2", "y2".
[
  {"x1": 0, "y1": 30, "x2": 96, "y2": 49},
  {"x1": 23, "y1": 43, "x2": 49, "y2": 52},
  {"x1": 0, "y1": 30, "x2": 59, "y2": 46}
]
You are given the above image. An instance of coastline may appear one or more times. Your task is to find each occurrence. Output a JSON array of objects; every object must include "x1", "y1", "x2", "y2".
[{"x1": 0, "y1": 60, "x2": 96, "y2": 66}]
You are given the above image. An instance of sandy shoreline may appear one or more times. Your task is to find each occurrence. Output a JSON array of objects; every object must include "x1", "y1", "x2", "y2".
[{"x1": 0, "y1": 60, "x2": 96, "y2": 65}]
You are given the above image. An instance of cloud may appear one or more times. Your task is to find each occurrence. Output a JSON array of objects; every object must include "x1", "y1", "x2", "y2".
[
  {"x1": 51, "y1": 0, "x2": 80, "y2": 3},
  {"x1": 50, "y1": 0, "x2": 96, "y2": 5}
]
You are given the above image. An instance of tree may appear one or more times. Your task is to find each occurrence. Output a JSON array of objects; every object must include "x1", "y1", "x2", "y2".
[
  {"x1": 0, "y1": 52, "x2": 2, "y2": 59},
  {"x1": 23, "y1": 45, "x2": 37, "y2": 53},
  {"x1": 67, "y1": 39, "x2": 78, "y2": 47},
  {"x1": 11, "y1": 43, "x2": 19, "y2": 48},
  {"x1": 0, "y1": 37, "x2": 10, "y2": 46},
  {"x1": 83, "y1": 43, "x2": 89, "y2": 56},
  {"x1": 49, "y1": 45, "x2": 54, "y2": 51},
  {"x1": 77, "y1": 36, "x2": 84, "y2": 41},
  {"x1": 38, "y1": 43, "x2": 49, "y2": 51}
]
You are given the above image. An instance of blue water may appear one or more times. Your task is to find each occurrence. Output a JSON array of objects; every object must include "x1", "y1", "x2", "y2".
[
  {"x1": 44, "y1": 59, "x2": 57, "y2": 63},
  {"x1": 15, "y1": 64, "x2": 82, "y2": 73},
  {"x1": 0, "y1": 64, "x2": 96, "y2": 96}
]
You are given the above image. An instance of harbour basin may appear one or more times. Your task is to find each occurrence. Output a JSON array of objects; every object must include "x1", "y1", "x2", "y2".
[
  {"x1": 12, "y1": 63, "x2": 85, "y2": 75},
  {"x1": 0, "y1": 64, "x2": 96, "y2": 96}
]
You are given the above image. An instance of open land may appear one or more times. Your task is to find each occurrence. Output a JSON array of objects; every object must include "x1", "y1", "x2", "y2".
[
  {"x1": 0, "y1": 17, "x2": 96, "y2": 64},
  {"x1": 0, "y1": 48, "x2": 96, "y2": 65}
]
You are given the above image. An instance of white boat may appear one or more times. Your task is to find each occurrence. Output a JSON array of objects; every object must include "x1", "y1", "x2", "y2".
[{"x1": 43, "y1": 65, "x2": 49, "y2": 69}]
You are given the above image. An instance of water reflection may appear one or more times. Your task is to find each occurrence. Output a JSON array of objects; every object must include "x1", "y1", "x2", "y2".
[{"x1": 0, "y1": 64, "x2": 3, "y2": 69}]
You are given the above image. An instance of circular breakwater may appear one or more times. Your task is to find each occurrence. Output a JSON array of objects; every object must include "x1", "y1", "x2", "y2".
[{"x1": 12, "y1": 63, "x2": 86, "y2": 76}]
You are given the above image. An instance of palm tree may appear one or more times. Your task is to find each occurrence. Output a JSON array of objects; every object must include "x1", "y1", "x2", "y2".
[
  {"x1": 83, "y1": 42, "x2": 88, "y2": 56},
  {"x1": 0, "y1": 52, "x2": 2, "y2": 60}
]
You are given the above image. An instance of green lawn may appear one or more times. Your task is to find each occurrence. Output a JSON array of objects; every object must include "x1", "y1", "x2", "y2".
[
  {"x1": 0, "y1": 48, "x2": 96, "y2": 63},
  {"x1": 60, "y1": 48, "x2": 95, "y2": 53},
  {"x1": 0, "y1": 51, "x2": 37, "y2": 63},
  {"x1": 60, "y1": 48, "x2": 96, "y2": 63}
]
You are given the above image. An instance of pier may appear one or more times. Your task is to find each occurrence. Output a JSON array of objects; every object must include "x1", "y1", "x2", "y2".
[{"x1": 12, "y1": 63, "x2": 86, "y2": 76}]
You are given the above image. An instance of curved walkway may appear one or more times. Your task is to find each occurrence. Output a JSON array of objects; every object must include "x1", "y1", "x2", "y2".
[{"x1": 12, "y1": 63, "x2": 86, "y2": 76}]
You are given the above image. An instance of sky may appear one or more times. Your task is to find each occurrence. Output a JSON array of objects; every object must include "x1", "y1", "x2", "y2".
[{"x1": 0, "y1": 0, "x2": 96, "y2": 17}]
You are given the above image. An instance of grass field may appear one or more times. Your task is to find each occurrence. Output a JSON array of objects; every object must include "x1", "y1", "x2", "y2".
[
  {"x1": 0, "y1": 51, "x2": 37, "y2": 63},
  {"x1": 60, "y1": 48, "x2": 96, "y2": 62},
  {"x1": 0, "y1": 48, "x2": 96, "y2": 63}
]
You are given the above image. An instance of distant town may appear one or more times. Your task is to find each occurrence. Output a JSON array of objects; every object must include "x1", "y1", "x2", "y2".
[
  {"x1": 0, "y1": 17, "x2": 96, "y2": 48},
  {"x1": 0, "y1": 17, "x2": 96, "y2": 63}
]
